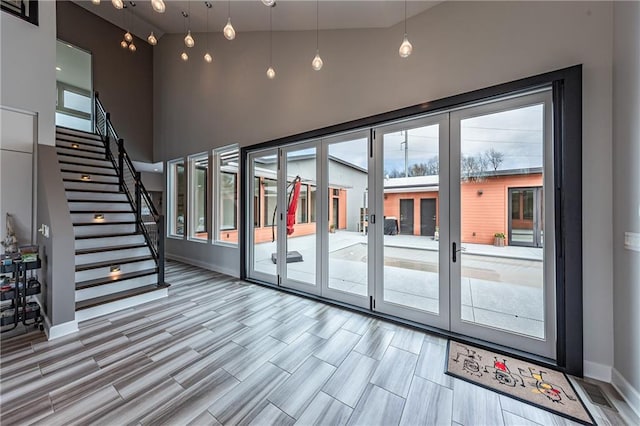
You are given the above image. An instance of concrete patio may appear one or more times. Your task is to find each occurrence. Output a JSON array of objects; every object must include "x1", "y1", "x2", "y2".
[{"x1": 253, "y1": 231, "x2": 545, "y2": 339}]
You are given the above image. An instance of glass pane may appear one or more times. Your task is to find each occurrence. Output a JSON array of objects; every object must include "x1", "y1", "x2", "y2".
[
  {"x1": 459, "y1": 103, "x2": 545, "y2": 338},
  {"x1": 216, "y1": 147, "x2": 239, "y2": 244},
  {"x1": 189, "y1": 155, "x2": 208, "y2": 240},
  {"x1": 169, "y1": 161, "x2": 185, "y2": 236},
  {"x1": 382, "y1": 124, "x2": 440, "y2": 314},
  {"x1": 55, "y1": 112, "x2": 91, "y2": 132},
  {"x1": 327, "y1": 138, "x2": 368, "y2": 297},
  {"x1": 285, "y1": 147, "x2": 317, "y2": 286},
  {"x1": 252, "y1": 153, "x2": 277, "y2": 277},
  {"x1": 63, "y1": 90, "x2": 92, "y2": 114}
]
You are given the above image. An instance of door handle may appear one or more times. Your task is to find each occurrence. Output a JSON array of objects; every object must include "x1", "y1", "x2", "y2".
[{"x1": 452, "y1": 242, "x2": 462, "y2": 263}]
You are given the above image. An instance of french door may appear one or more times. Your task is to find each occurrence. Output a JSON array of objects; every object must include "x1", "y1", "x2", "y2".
[{"x1": 247, "y1": 90, "x2": 555, "y2": 359}]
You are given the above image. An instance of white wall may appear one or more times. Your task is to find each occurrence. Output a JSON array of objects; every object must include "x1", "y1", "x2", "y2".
[
  {"x1": 0, "y1": 108, "x2": 36, "y2": 247},
  {"x1": 154, "y1": 1, "x2": 614, "y2": 374},
  {"x1": 1, "y1": 1, "x2": 56, "y2": 147},
  {"x1": 613, "y1": 1, "x2": 640, "y2": 415}
]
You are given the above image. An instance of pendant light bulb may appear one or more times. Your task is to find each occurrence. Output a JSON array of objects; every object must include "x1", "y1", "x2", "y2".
[
  {"x1": 180, "y1": 51, "x2": 189, "y2": 61},
  {"x1": 266, "y1": 66, "x2": 276, "y2": 79},
  {"x1": 399, "y1": 34, "x2": 413, "y2": 58},
  {"x1": 120, "y1": 40, "x2": 128, "y2": 49},
  {"x1": 204, "y1": 52, "x2": 213, "y2": 63},
  {"x1": 184, "y1": 30, "x2": 195, "y2": 48},
  {"x1": 261, "y1": 0, "x2": 276, "y2": 6},
  {"x1": 124, "y1": 31, "x2": 133, "y2": 42},
  {"x1": 223, "y1": 18, "x2": 236, "y2": 40},
  {"x1": 147, "y1": 32, "x2": 157, "y2": 45},
  {"x1": 112, "y1": 0, "x2": 123, "y2": 10},
  {"x1": 91, "y1": 0, "x2": 100, "y2": 5},
  {"x1": 128, "y1": 42, "x2": 136, "y2": 52},
  {"x1": 151, "y1": 0, "x2": 166, "y2": 13},
  {"x1": 311, "y1": 51, "x2": 323, "y2": 71}
]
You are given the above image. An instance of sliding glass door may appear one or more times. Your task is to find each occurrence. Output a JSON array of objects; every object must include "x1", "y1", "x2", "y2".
[
  {"x1": 320, "y1": 131, "x2": 372, "y2": 308},
  {"x1": 372, "y1": 115, "x2": 450, "y2": 328},
  {"x1": 246, "y1": 90, "x2": 556, "y2": 359},
  {"x1": 449, "y1": 90, "x2": 555, "y2": 358}
]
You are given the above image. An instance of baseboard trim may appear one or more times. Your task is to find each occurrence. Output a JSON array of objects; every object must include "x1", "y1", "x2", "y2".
[
  {"x1": 167, "y1": 254, "x2": 239, "y2": 278},
  {"x1": 584, "y1": 361, "x2": 612, "y2": 382},
  {"x1": 44, "y1": 317, "x2": 79, "y2": 340},
  {"x1": 612, "y1": 368, "x2": 640, "y2": 419}
]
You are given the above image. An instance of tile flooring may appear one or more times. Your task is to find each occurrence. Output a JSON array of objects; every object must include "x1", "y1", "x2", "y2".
[{"x1": 0, "y1": 261, "x2": 634, "y2": 425}]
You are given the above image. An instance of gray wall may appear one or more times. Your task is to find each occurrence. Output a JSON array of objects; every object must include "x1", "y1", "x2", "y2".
[
  {"x1": 57, "y1": 1, "x2": 153, "y2": 162},
  {"x1": 37, "y1": 145, "x2": 76, "y2": 328},
  {"x1": 1, "y1": 1, "x2": 56, "y2": 147},
  {"x1": 154, "y1": 1, "x2": 615, "y2": 376},
  {"x1": 612, "y1": 1, "x2": 640, "y2": 409}
]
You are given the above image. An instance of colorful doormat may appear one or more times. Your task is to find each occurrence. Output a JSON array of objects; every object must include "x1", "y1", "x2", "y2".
[{"x1": 446, "y1": 341, "x2": 595, "y2": 425}]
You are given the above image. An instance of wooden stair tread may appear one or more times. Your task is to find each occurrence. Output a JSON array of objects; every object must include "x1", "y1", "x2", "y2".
[
  {"x1": 75, "y1": 232, "x2": 143, "y2": 240},
  {"x1": 73, "y1": 221, "x2": 136, "y2": 226},
  {"x1": 56, "y1": 127, "x2": 103, "y2": 140},
  {"x1": 61, "y1": 169, "x2": 117, "y2": 177},
  {"x1": 56, "y1": 152, "x2": 108, "y2": 161},
  {"x1": 76, "y1": 243, "x2": 148, "y2": 255},
  {"x1": 70, "y1": 210, "x2": 133, "y2": 214},
  {"x1": 58, "y1": 160, "x2": 113, "y2": 170},
  {"x1": 75, "y1": 268, "x2": 158, "y2": 290},
  {"x1": 76, "y1": 255, "x2": 154, "y2": 272},
  {"x1": 56, "y1": 145, "x2": 105, "y2": 155},
  {"x1": 66, "y1": 188, "x2": 123, "y2": 194},
  {"x1": 63, "y1": 179, "x2": 119, "y2": 185},
  {"x1": 75, "y1": 284, "x2": 169, "y2": 311}
]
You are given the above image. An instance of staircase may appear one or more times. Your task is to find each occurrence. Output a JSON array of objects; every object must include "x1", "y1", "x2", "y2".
[{"x1": 55, "y1": 126, "x2": 168, "y2": 322}]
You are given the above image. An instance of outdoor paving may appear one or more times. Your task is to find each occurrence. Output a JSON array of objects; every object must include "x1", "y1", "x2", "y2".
[{"x1": 253, "y1": 231, "x2": 545, "y2": 338}]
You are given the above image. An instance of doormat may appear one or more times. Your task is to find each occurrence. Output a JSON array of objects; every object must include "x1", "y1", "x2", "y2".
[{"x1": 446, "y1": 341, "x2": 595, "y2": 425}]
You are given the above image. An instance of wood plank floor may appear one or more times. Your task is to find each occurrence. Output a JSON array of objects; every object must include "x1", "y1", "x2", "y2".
[{"x1": 0, "y1": 261, "x2": 630, "y2": 425}]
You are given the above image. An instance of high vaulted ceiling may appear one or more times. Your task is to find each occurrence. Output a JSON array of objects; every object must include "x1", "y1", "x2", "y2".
[{"x1": 74, "y1": 0, "x2": 440, "y2": 40}]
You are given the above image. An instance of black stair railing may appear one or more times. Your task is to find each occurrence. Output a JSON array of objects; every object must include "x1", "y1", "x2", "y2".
[{"x1": 94, "y1": 92, "x2": 165, "y2": 285}]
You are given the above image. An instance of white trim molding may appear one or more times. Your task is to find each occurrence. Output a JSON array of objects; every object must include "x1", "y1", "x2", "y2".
[
  {"x1": 167, "y1": 254, "x2": 239, "y2": 278},
  {"x1": 612, "y1": 368, "x2": 640, "y2": 419},
  {"x1": 584, "y1": 360, "x2": 612, "y2": 382},
  {"x1": 44, "y1": 317, "x2": 78, "y2": 340}
]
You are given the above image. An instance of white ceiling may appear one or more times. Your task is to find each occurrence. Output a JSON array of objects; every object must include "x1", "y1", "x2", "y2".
[{"x1": 74, "y1": 1, "x2": 440, "y2": 40}]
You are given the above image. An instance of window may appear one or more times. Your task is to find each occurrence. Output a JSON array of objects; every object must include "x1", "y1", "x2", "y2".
[
  {"x1": 310, "y1": 185, "x2": 317, "y2": 223},
  {"x1": 188, "y1": 153, "x2": 209, "y2": 241},
  {"x1": 263, "y1": 178, "x2": 278, "y2": 226},
  {"x1": 214, "y1": 145, "x2": 239, "y2": 245},
  {"x1": 56, "y1": 82, "x2": 92, "y2": 132},
  {"x1": 168, "y1": 159, "x2": 185, "y2": 237},
  {"x1": 296, "y1": 184, "x2": 309, "y2": 223},
  {"x1": 254, "y1": 177, "x2": 261, "y2": 227}
]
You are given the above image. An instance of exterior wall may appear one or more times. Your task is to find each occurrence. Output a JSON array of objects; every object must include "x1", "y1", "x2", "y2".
[
  {"x1": 462, "y1": 174, "x2": 542, "y2": 245},
  {"x1": 384, "y1": 191, "x2": 439, "y2": 236}
]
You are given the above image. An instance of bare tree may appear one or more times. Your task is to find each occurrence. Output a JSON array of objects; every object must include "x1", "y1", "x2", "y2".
[{"x1": 484, "y1": 148, "x2": 504, "y2": 171}]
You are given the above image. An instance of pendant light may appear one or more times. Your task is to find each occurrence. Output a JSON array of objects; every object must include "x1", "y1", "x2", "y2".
[
  {"x1": 112, "y1": 0, "x2": 123, "y2": 10},
  {"x1": 129, "y1": 42, "x2": 137, "y2": 52},
  {"x1": 91, "y1": 0, "x2": 100, "y2": 5},
  {"x1": 223, "y1": 0, "x2": 236, "y2": 40},
  {"x1": 399, "y1": 0, "x2": 413, "y2": 58},
  {"x1": 204, "y1": 2, "x2": 213, "y2": 63},
  {"x1": 147, "y1": 32, "x2": 157, "y2": 45},
  {"x1": 311, "y1": 0, "x2": 322, "y2": 71},
  {"x1": 266, "y1": 3, "x2": 275, "y2": 79},
  {"x1": 120, "y1": 40, "x2": 128, "y2": 49},
  {"x1": 184, "y1": 2, "x2": 195, "y2": 48},
  {"x1": 124, "y1": 31, "x2": 133, "y2": 42},
  {"x1": 181, "y1": 51, "x2": 189, "y2": 61},
  {"x1": 119, "y1": 7, "x2": 128, "y2": 48},
  {"x1": 151, "y1": 0, "x2": 165, "y2": 13},
  {"x1": 261, "y1": 0, "x2": 275, "y2": 6}
]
